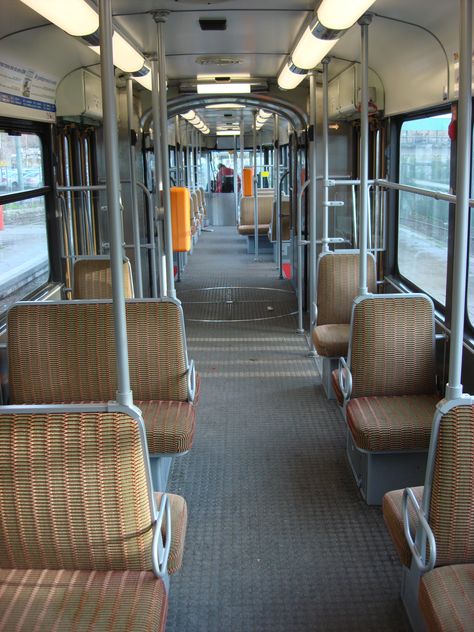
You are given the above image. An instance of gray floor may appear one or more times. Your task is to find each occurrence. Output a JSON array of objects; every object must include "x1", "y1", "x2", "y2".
[{"x1": 167, "y1": 226, "x2": 410, "y2": 632}]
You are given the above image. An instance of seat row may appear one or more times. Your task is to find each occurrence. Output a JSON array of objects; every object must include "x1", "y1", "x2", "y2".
[
  {"x1": 0, "y1": 260, "x2": 198, "y2": 629},
  {"x1": 312, "y1": 250, "x2": 474, "y2": 629},
  {"x1": 238, "y1": 193, "x2": 291, "y2": 259}
]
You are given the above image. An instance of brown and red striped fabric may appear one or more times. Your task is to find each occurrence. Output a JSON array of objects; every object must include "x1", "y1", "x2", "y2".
[
  {"x1": 382, "y1": 486, "x2": 424, "y2": 568},
  {"x1": 347, "y1": 394, "x2": 439, "y2": 452},
  {"x1": 331, "y1": 369, "x2": 344, "y2": 406},
  {"x1": 8, "y1": 301, "x2": 190, "y2": 404},
  {"x1": 0, "y1": 569, "x2": 167, "y2": 632},
  {"x1": 138, "y1": 400, "x2": 196, "y2": 454},
  {"x1": 316, "y1": 253, "x2": 377, "y2": 326},
  {"x1": 428, "y1": 404, "x2": 474, "y2": 567},
  {"x1": 350, "y1": 295, "x2": 435, "y2": 399},
  {"x1": 312, "y1": 324, "x2": 350, "y2": 358},
  {"x1": 73, "y1": 259, "x2": 134, "y2": 300},
  {"x1": 419, "y1": 564, "x2": 474, "y2": 631}
]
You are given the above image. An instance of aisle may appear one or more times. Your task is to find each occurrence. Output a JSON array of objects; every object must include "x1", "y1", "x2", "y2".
[{"x1": 166, "y1": 227, "x2": 409, "y2": 632}]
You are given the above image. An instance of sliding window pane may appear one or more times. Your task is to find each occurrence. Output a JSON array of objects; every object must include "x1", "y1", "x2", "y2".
[{"x1": 398, "y1": 114, "x2": 451, "y2": 304}]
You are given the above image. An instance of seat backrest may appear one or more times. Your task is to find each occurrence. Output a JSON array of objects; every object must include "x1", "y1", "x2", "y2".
[
  {"x1": 428, "y1": 403, "x2": 474, "y2": 567},
  {"x1": 317, "y1": 252, "x2": 376, "y2": 325},
  {"x1": 73, "y1": 257, "x2": 134, "y2": 299},
  {"x1": 8, "y1": 299, "x2": 190, "y2": 404},
  {"x1": 190, "y1": 192, "x2": 199, "y2": 218},
  {"x1": 0, "y1": 407, "x2": 155, "y2": 571},
  {"x1": 349, "y1": 294, "x2": 436, "y2": 398},
  {"x1": 239, "y1": 196, "x2": 274, "y2": 226}
]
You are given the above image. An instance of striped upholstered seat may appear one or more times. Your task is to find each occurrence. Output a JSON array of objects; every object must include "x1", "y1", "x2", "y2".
[
  {"x1": 0, "y1": 406, "x2": 188, "y2": 631},
  {"x1": 73, "y1": 257, "x2": 134, "y2": 299},
  {"x1": 344, "y1": 295, "x2": 437, "y2": 450},
  {"x1": 312, "y1": 252, "x2": 376, "y2": 359},
  {"x1": 8, "y1": 300, "x2": 198, "y2": 456},
  {"x1": 238, "y1": 195, "x2": 273, "y2": 235},
  {"x1": 419, "y1": 564, "x2": 474, "y2": 631},
  {"x1": 347, "y1": 394, "x2": 439, "y2": 452}
]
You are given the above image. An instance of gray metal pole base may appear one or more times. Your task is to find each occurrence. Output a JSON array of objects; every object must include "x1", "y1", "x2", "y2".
[{"x1": 296, "y1": 328, "x2": 305, "y2": 335}]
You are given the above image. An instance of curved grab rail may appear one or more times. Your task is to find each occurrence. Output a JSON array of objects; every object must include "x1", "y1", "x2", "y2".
[
  {"x1": 152, "y1": 492, "x2": 172, "y2": 580},
  {"x1": 402, "y1": 487, "x2": 437, "y2": 573}
]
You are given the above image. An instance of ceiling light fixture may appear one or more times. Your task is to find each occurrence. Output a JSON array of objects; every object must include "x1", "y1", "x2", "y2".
[
  {"x1": 19, "y1": 0, "x2": 99, "y2": 36},
  {"x1": 277, "y1": 61, "x2": 308, "y2": 90},
  {"x1": 197, "y1": 83, "x2": 251, "y2": 94},
  {"x1": 205, "y1": 104, "x2": 245, "y2": 109}
]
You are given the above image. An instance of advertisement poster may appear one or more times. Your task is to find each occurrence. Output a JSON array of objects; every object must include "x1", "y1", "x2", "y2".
[{"x1": 0, "y1": 59, "x2": 57, "y2": 121}]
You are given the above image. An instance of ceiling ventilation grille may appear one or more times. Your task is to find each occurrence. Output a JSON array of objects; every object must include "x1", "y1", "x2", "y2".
[{"x1": 195, "y1": 56, "x2": 243, "y2": 66}]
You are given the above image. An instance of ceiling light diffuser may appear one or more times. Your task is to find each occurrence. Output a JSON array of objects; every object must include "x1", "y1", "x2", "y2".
[
  {"x1": 197, "y1": 83, "x2": 251, "y2": 94},
  {"x1": 277, "y1": 62, "x2": 307, "y2": 90},
  {"x1": 317, "y1": 0, "x2": 376, "y2": 31},
  {"x1": 19, "y1": 0, "x2": 99, "y2": 36},
  {"x1": 291, "y1": 26, "x2": 337, "y2": 70}
]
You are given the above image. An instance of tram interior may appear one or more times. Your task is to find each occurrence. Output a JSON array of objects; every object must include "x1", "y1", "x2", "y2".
[{"x1": 0, "y1": 0, "x2": 474, "y2": 631}]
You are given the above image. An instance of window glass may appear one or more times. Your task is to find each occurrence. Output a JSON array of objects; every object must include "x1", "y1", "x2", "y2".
[
  {"x1": 468, "y1": 204, "x2": 474, "y2": 326},
  {"x1": 0, "y1": 196, "x2": 49, "y2": 313},
  {"x1": 398, "y1": 114, "x2": 451, "y2": 305},
  {"x1": 0, "y1": 131, "x2": 44, "y2": 193}
]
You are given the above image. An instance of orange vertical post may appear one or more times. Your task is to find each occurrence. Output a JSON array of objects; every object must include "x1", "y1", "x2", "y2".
[
  {"x1": 242, "y1": 167, "x2": 254, "y2": 197},
  {"x1": 170, "y1": 187, "x2": 191, "y2": 252}
]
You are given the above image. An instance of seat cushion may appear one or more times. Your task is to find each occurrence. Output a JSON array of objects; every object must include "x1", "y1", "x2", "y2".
[
  {"x1": 347, "y1": 394, "x2": 439, "y2": 452},
  {"x1": 312, "y1": 324, "x2": 350, "y2": 358},
  {"x1": 138, "y1": 400, "x2": 196, "y2": 455},
  {"x1": 331, "y1": 369, "x2": 344, "y2": 406},
  {"x1": 382, "y1": 486, "x2": 424, "y2": 568},
  {"x1": 238, "y1": 224, "x2": 271, "y2": 235},
  {"x1": 156, "y1": 492, "x2": 187, "y2": 575},
  {"x1": 419, "y1": 564, "x2": 474, "y2": 631},
  {"x1": 0, "y1": 569, "x2": 167, "y2": 631}
]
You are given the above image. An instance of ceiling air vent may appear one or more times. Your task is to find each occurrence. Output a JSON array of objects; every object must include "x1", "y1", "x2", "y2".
[{"x1": 199, "y1": 18, "x2": 227, "y2": 30}]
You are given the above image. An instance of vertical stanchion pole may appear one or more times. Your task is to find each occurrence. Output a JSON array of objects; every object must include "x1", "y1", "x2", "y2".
[
  {"x1": 233, "y1": 135, "x2": 239, "y2": 224},
  {"x1": 358, "y1": 15, "x2": 372, "y2": 296},
  {"x1": 175, "y1": 115, "x2": 181, "y2": 185},
  {"x1": 253, "y1": 110, "x2": 259, "y2": 260},
  {"x1": 126, "y1": 76, "x2": 143, "y2": 297},
  {"x1": 322, "y1": 59, "x2": 330, "y2": 253},
  {"x1": 98, "y1": 0, "x2": 132, "y2": 406},
  {"x1": 150, "y1": 58, "x2": 165, "y2": 298},
  {"x1": 274, "y1": 114, "x2": 281, "y2": 271},
  {"x1": 240, "y1": 116, "x2": 245, "y2": 187},
  {"x1": 297, "y1": 180, "x2": 310, "y2": 334},
  {"x1": 445, "y1": 0, "x2": 472, "y2": 399},
  {"x1": 153, "y1": 11, "x2": 175, "y2": 298},
  {"x1": 309, "y1": 71, "x2": 318, "y2": 348}
]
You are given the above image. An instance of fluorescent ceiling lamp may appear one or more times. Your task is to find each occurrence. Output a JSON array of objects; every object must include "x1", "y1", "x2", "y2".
[
  {"x1": 258, "y1": 109, "x2": 272, "y2": 119},
  {"x1": 205, "y1": 104, "x2": 245, "y2": 109},
  {"x1": 292, "y1": 27, "x2": 337, "y2": 70},
  {"x1": 19, "y1": 0, "x2": 99, "y2": 36},
  {"x1": 317, "y1": 0, "x2": 376, "y2": 31},
  {"x1": 197, "y1": 73, "x2": 250, "y2": 81},
  {"x1": 181, "y1": 110, "x2": 196, "y2": 120},
  {"x1": 90, "y1": 32, "x2": 144, "y2": 73},
  {"x1": 217, "y1": 130, "x2": 241, "y2": 136},
  {"x1": 277, "y1": 63, "x2": 307, "y2": 90},
  {"x1": 197, "y1": 83, "x2": 251, "y2": 94}
]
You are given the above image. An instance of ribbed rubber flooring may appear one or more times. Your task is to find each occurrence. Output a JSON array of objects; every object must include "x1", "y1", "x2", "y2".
[{"x1": 167, "y1": 226, "x2": 410, "y2": 632}]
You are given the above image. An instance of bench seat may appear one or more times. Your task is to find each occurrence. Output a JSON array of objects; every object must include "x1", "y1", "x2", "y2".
[
  {"x1": 0, "y1": 569, "x2": 168, "y2": 631},
  {"x1": 419, "y1": 564, "x2": 474, "y2": 632},
  {"x1": 312, "y1": 324, "x2": 350, "y2": 358},
  {"x1": 347, "y1": 394, "x2": 439, "y2": 452},
  {"x1": 382, "y1": 486, "x2": 424, "y2": 568},
  {"x1": 139, "y1": 400, "x2": 196, "y2": 455}
]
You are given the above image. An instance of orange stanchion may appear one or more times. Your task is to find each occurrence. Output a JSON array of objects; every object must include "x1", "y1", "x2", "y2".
[
  {"x1": 242, "y1": 167, "x2": 254, "y2": 197},
  {"x1": 0, "y1": 205, "x2": 4, "y2": 231},
  {"x1": 170, "y1": 187, "x2": 191, "y2": 252}
]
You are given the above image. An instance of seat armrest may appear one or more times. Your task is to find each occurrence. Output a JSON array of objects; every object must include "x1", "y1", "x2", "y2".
[
  {"x1": 402, "y1": 487, "x2": 437, "y2": 573},
  {"x1": 187, "y1": 359, "x2": 196, "y2": 403},
  {"x1": 152, "y1": 493, "x2": 172, "y2": 580},
  {"x1": 338, "y1": 356, "x2": 352, "y2": 402}
]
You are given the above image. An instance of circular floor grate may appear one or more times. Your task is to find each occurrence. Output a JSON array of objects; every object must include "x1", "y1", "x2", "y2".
[{"x1": 179, "y1": 286, "x2": 297, "y2": 322}]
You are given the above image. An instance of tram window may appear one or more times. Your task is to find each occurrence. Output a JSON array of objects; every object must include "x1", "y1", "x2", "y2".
[
  {"x1": 398, "y1": 114, "x2": 451, "y2": 305},
  {"x1": 0, "y1": 196, "x2": 49, "y2": 313},
  {"x1": 468, "y1": 210, "x2": 474, "y2": 325},
  {"x1": 0, "y1": 131, "x2": 44, "y2": 192}
]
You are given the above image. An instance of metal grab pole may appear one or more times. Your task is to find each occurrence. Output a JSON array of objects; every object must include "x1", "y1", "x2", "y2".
[
  {"x1": 446, "y1": 0, "x2": 472, "y2": 400},
  {"x1": 274, "y1": 114, "x2": 281, "y2": 270},
  {"x1": 309, "y1": 71, "x2": 318, "y2": 345},
  {"x1": 175, "y1": 115, "x2": 181, "y2": 185},
  {"x1": 233, "y1": 135, "x2": 238, "y2": 223},
  {"x1": 136, "y1": 181, "x2": 158, "y2": 298},
  {"x1": 279, "y1": 170, "x2": 290, "y2": 279},
  {"x1": 253, "y1": 110, "x2": 259, "y2": 261},
  {"x1": 321, "y1": 61, "x2": 330, "y2": 253},
  {"x1": 150, "y1": 57, "x2": 164, "y2": 298},
  {"x1": 126, "y1": 77, "x2": 143, "y2": 298},
  {"x1": 358, "y1": 14, "x2": 372, "y2": 296},
  {"x1": 98, "y1": 0, "x2": 132, "y2": 406},
  {"x1": 153, "y1": 11, "x2": 175, "y2": 298},
  {"x1": 297, "y1": 179, "x2": 311, "y2": 334}
]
